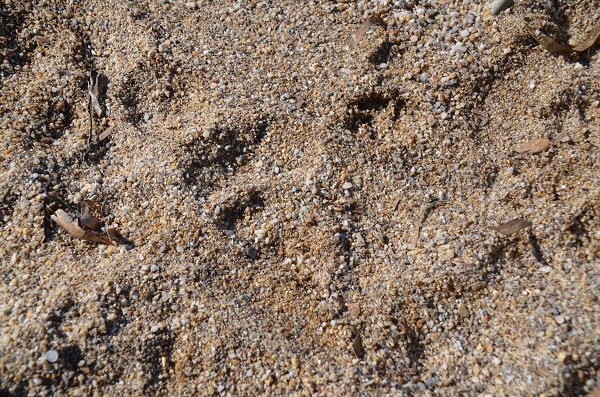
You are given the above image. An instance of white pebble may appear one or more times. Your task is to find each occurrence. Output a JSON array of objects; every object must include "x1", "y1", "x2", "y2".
[{"x1": 45, "y1": 349, "x2": 59, "y2": 363}]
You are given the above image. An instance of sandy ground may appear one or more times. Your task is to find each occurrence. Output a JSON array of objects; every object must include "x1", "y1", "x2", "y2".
[{"x1": 1, "y1": 0, "x2": 599, "y2": 396}]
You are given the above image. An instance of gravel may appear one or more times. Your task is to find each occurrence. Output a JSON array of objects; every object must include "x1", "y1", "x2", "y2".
[{"x1": 1, "y1": 0, "x2": 599, "y2": 396}]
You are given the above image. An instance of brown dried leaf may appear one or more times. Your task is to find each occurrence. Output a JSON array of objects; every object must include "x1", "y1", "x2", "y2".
[
  {"x1": 51, "y1": 209, "x2": 86, "y2": 239},
  {"x1": 526, "y1": 24, "x2": 572, "y2": 56},
  {"x1": 106, "y1": 227, "x2": 118, "y2": 242},
  {"x1": 573, "y1": 22, "x2": 600, "y2": 52},
  {"x1": 349, "y1": 14, "x2": 384, "y2": 49},
  {"x1": 51, "y1": 209, "x2": 112, "y2": 245},
  {"x1": 514, "y1": 138, "x2": 551, "y2": 154},
  {"x1": 352, "y1": 332, "x2": 364, "y2": 357},
  {"x1": 88, "y1": 72, "x2": 108, "y2": 117},
  {"x1": 492, "y1": 218, "x2": 532, "y2": 236},
  {"x1": 79, "y1": 200, "x2": 101, "y2": 230}
]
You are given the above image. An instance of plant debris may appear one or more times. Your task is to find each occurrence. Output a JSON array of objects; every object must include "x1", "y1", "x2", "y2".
[
  {"x1": 79, "y1": 200, "x2": 101, "y2": 230},
  {"x1": 349, "y1": 14, "x2": 385, "y2": 49},
  {"x1": 51, "y1": 209, "x2": 113, "y2": 245},
  {"x1": 525, "y1": 21, "x2": 600, "y2": 56},
  {"x1": 492, "y1": 218, "x2": 532, "y2": 236},
  {"x1": 86, "y1": 71, "x2": 108, "y2": 149},
  {"x1": 514, "y1": 138, "x2": 551, "y2": 154},
  {"x1": 98, "y1": 127, "x2": 114, "y2": 142},
  {"x1": 352, "y1": 330, "x2": 365, "y2": 358},
  {"x1": 573, "y1": 22, "x2": 600, "y2": 52},
  {"x1": 88, "y1": 72, "x2": 108, "y2": 117},
  {"x1": 525, "y1": 24, "x2": 572, "y2": 56}
]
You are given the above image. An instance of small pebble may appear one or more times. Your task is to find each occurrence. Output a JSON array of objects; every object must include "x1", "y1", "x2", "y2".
[
  {"x1": 490, "y1": 0, "x2": 513, "y2": 16},
  {"x1": 554, "y1": 315, "x2": 565, "y2": 325},
  {"x1": 45, "y1": 350, "x2": 59, "y2": 363},
  {"x1": 348, "y1": 303, "x2": 361, "y2": 318},
  {"x1": 471, "y1": 281, "x2": 487, "y2": 292}
]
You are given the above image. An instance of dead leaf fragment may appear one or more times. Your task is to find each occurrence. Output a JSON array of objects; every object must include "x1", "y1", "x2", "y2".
[
  {"x1": 514, "y1": 138, "x2": 551, "y2": 154},
  {"x1": 348, "y1": 303, "x2": 361, "y2": 319},
  {"x1": 352, "y1": 332, "x2": 364, "y2": 358},
  {"x1": 51, "y1": 209, "x2": 112, "y2": 245},
  {"x1": 98, "y1": 128, "x2": 114, "y2": 142},
  {"x1": 526, "y1": 24, "x2": 572, "y2": 56},
  {"x1": 349, "y1": 14, "x2": 385, "y2": 48},
  {"x1": 492, "y1": 218, "x2": 532, "y2": 236},
  {"x1": 106, "y1": 227, "x2": 118, "y2": 241},
  {"x1": 88, "y1": 72, "x2": 108, "y2": 117},
  {"x1": 573, "y1": 22, "x2": 600, "y2": 52},
  {"x1": 79, "y1": 200, "x2": 101, "y2": 230}
]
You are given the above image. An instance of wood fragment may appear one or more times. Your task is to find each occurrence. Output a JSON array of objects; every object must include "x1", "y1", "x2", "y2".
[
  {"x1": 514, "y1": 138, "x2": 551, "y2": 154},
  {"x1": 51, "y1": 209, "x2": 112, "y2": 245},
  {"x1": 492, "y1": 218, "x2": 532, "y2": 236}
]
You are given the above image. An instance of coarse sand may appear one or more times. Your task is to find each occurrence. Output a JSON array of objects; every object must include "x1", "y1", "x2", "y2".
[{"x1": 1, "y1": 0, "x2": 599, "y2": 396}]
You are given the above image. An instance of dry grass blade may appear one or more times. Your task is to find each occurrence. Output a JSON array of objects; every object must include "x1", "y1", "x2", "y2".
[
  {"x1": 573, "y1": 22, "x2": 600, "y2": 52},
  {"x1": 514, "y1": 138, "x2": 551, "y2": 154},
  {"x1": 492, "y1": 218, "x2": 532, "y2": 236},
  {"x1": 51, "y1": 209, "x2": 113, "y2": 245},
  {"x1": 525, "y1": 24, "x2": 572, "y2": 56},
  {"x1": 349, "y1": 14, "x2": 384, "y2": 49}
]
